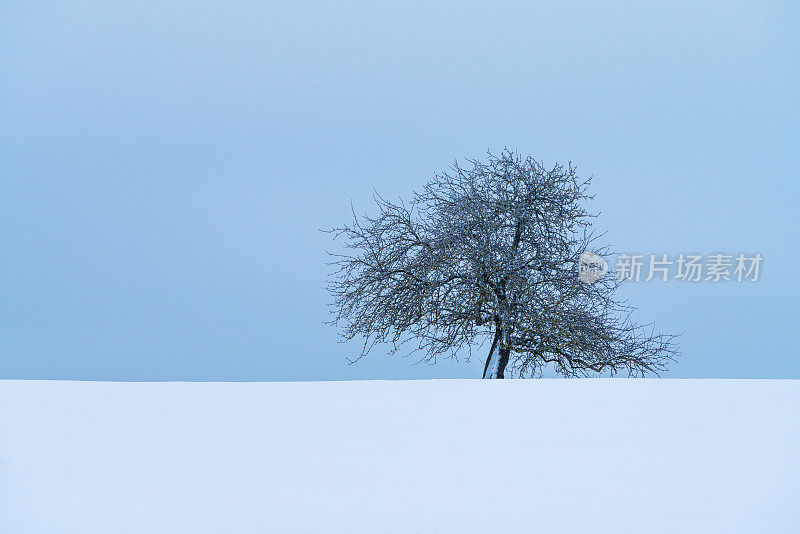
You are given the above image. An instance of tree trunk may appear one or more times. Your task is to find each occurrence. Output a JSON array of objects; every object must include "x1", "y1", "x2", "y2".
[
  {"x1": 483, "y1": 327, "x2": 511, "y2": 379},
  {"x1": 496, "y1": 345, "x2": 510, "y2": 379},
  {"x1": 482, "y1": 329, "x2": 501, "y2": 379}
]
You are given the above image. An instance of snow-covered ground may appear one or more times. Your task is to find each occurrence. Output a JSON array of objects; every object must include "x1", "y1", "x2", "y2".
[{"x1": 1, "y1": 379, "x2": 798, "y2": 533}]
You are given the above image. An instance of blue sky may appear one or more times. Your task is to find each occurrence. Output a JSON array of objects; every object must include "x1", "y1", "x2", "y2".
[{"x1": 1, "y1": 1, "x2": 798, "y2": 380}]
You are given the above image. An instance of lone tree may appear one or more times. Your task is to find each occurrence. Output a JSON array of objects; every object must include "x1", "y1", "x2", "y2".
[{"x1": 326, "y1": 150, "x2": 678, "y2": 378}]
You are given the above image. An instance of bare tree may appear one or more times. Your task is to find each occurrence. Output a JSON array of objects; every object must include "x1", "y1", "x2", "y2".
[{"x1": 326, "y1": 150, "x2": 678, "y2": 378}]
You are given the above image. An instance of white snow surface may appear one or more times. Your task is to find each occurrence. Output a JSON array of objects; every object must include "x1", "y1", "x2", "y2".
[{"x1": 1, "y1": 379, "x2": 799, "y2": 533}]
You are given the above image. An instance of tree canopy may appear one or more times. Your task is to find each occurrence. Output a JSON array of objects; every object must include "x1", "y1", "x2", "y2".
[{"x1": 326, "y1": 150, "x2": 678, "y2": 378}]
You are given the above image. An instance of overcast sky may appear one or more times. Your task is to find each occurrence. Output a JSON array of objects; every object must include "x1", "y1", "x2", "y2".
[{"x1": 2, "y1": 1, "x2": 798, "y2": 380}]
